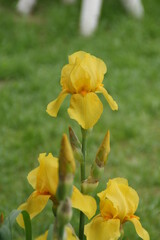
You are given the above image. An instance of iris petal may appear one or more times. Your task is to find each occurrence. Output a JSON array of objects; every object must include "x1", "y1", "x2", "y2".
[
  {"x1": 36, "y1": 153, "x2": 58, "y2": 195},
  {"x1": 84, "y1": 215, "x2": 120, "y2": 240},
  {"x1": 69, "y1": 51, "x2": 87, "y2": 64},
  {"x1": 98, "y1": 86, "x2": 118, "y2": 110},
  {"x1": 129, "y1": 217, "x2": 150, "y2": 240},
  {"x1": 68, "y1": 92, "x2": 103, "y2": 129},
  {"x1": 17, "y1": 191, "x2": 50, "y2": 228},
  {"x1": 46, "y1": 90, "x2": 68, "y2": 117},
  {"x1": 27, "y1": 167, "x2": 38, "y2": 189},
  {"x1": 71, "y1": 186, "x2": 97, "y2": 219}
]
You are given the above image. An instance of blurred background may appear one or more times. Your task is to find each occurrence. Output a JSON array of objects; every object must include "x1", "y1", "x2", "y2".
[{"x1": 0, "y1": 0, "x2": 160, "y2": 239}]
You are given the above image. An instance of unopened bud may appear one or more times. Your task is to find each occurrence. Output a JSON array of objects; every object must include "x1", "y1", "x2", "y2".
[
  {"x1": 69, "y1": 126, "x2": 81, "y2": 151},
  {"x1": 69, "y1": 127, "x2": 83, "y2": 163},
  {"x1": 59, "y1": 134, "x2": 76, "y2": 178},
  {"x1": 57, "y1": 175, "x2": 73, "y2": 200},
  {"x1": 95, "y1": 131, "x2": 110, "y2": 167},
  {"x1": 57, "y1": 198, "x2": 72, "y2": 226},
  {"x1": 90, "y1": 161, "x2": 104, "y2": 180}
]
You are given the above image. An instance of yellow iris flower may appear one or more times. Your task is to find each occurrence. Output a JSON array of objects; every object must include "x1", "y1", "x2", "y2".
[
  {"x1": 84, "y1": 178, "x2": 150, "y2": 240},
  {"x1": 47, "y1": 51, "x2": 118, "y2": 129},
  {"x1": 17, "y1": 153, "x2": 97, "y2": 227}
]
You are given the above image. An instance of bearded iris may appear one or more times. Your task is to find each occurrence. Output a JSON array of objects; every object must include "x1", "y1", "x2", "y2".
[
  {"x1": 47, "y1": 51, "x2": 118, "y2": 129},
  {"x1": 84, "y1": 178, "x2": 150, "y2": 240},
  {"x1": 17, "y1": 153, "x2": 97, "y2": 227}
]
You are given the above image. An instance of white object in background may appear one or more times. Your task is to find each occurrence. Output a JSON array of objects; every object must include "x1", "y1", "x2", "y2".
[
  {"x1": 80, "y1": 0, "x2": 103, "y2": 36},
  {"x1": 62, "y1": 0, "x2": 76, "y2": 4},
  {"x1": 120, "y1": 0, "x2": 144, "y2": 18},
  {"x1": 17, "y1": 0, "x2": 37, "y2": 15}
]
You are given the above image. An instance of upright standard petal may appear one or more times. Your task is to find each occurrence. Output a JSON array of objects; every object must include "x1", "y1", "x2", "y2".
[
  {"x1": 69, "y1": 51, "x2": 87, "y2": 65},
  {"x1": 80, "y1": 54, "x2": 107, "y2": 89},
  {"x1": 61, "y1": 64, "x2": 76, "y2": 93},
  {"x1": 46, "y1": 90, "x2": 68, "y2": 117},
  {"x1": 84, "y1": 215, "x2": 120, "y2": 240},
  {"x1": 68, "y1": 93, "x2": 103, "y2": 129},
  {"x1": 105, "y1": 180, "x2": 139, "y2": 221},
  {"x1": 17, "y1": 191, "x2": 50, "y2": 228},
  {"x1": 36, "y1": 153, "x2": 59, "y2": 195},
  {"x1": 71, "y1": 186, "x2": 97, "y2": 219},
  {"x1": 70, "y1": 64, "x2": 91, "y2": 93},
  {"x1": 98, "y1": 86, "x2": 118, "y2": 111},
  {"x1": 129, "y1": 217, "x2": 150, "y2": 240},
  {"x1": 27, "y1": 167, "x2": 38, "y2": 189}
]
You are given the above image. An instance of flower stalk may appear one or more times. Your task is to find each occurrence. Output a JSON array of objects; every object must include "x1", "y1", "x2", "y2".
[{"x1": 79, "y1": 128, "x2": 87, "y2": 240}]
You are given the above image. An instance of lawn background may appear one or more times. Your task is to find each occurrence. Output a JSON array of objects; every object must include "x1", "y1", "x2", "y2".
[{"x1": 0, "y1": 0, "x2": 160, "y2": 239}]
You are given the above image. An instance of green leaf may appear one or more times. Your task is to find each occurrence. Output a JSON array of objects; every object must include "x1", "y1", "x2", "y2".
[
  {"x1": 0, "y1": 210, "x2": 32, "y2": 240},
  {"x1": 21, "y1": 211, "x2": 32, "y2": 240},
  {"x1": 47, "y1": 224, "x2": 53, "y2": 240}
]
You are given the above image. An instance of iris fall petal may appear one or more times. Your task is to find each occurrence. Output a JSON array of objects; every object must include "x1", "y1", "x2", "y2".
[
  {"x1": 46, "y1": 90, "x2": 68, "y2": 117},
  {"x1": 98, "y1": 86, "x2": 118, "y2": 111},
  {"x1": 129, "y1": 217, "x2": 150, "y2": 240},
  {"x1": 17, "y1": 191, "x2": 50, "y2": 228},
  {"x1": 71, "y1": 186, "x2": 97, "y2": 219},
  {"x1": 68, "y1": 92, "x2": 103, "y2": 129},
  {"x1": 84, "y1": 215, "x2": 120, "y2": 240}
]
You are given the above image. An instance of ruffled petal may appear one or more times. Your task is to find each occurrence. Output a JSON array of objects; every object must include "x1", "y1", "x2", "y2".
[
  {"x1": 68, "y1": 93, "x2": 103, "y2": 129},
  {"x1": 98, "y1": 86, "x2": 118, "y2": 111},
  {"x1": 70, "y1": 64, "x2": 91, "y2": 93},
  {"x1": 27, "y1": 167, "x2": 38, "y2": 189},
  {"x1": 129, "y1": 217, "x2": 150, "y2": 240},
  {"x1": 61, "y1": 64, "x2": 75, "y2": 93},
  {"x1": 84, "y1": 215, "x2": 120, "y2": 240},
  {"x1": 80, "y1": 54, "x2": 107, "y2": 88},
  {"x1": 71, "y1": 186, "x2": 97, "y2": 219},
  {"x1": 17, "y1": 191, "x2": 50, "y2": 228},
  {"x1": 69, "y1": 51, "x2": 87, "y2": 64},
  {"x1": 105, "y1": 180, "x2": 139, "y2": 221},
  {"x1": 46, "y1": 90, "x2": 68, "y2": 117},
  {"x1": 36, "y1": 153, "x2": 59, "y2": 195}
]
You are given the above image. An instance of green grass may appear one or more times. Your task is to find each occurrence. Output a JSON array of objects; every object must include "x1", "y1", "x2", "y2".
[{"x1": 0, "y1": 0, "x2": 160, "y2": 239}]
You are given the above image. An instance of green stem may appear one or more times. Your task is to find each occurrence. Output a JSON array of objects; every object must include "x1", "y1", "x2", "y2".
[{"x1": 79, "y1": 128, "x2": 87, "y2": 240}]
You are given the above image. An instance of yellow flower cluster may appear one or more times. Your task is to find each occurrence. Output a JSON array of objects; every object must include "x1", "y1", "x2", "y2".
[{"x1": 16, "y1": 51, "x2": 149, "y2": 240}]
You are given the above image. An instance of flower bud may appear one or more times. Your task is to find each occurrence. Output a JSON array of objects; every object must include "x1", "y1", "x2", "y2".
[
  {"x1": 69, "y1": 126, "x2": 83, "y2": 163},
  {"x1": 57, "y1": 198, "x2": 72, "y2": 226},
  {"x1": 69, "y1": 126, "x2": 81, "y2": 151},
  {"x1": 90, "y1": 161, "x2": 104, "y2": 180},
  {"x1": 95, "y1": 131, "x2": 110, "y2": 167},
  {"x1": 57, "y1": 175, "x2": 73, "y2": 200},
  {"x1": 59, "y1": 134, "x2": 76, "y2": 178}
]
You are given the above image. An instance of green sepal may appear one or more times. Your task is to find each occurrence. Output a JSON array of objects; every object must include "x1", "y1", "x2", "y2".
[
  {"x1": 81, "y1": 179, "x2": 99, "y2": 194},
  {"x1": 91, "y1": 161, "x2": 104, "y2": 180}
]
